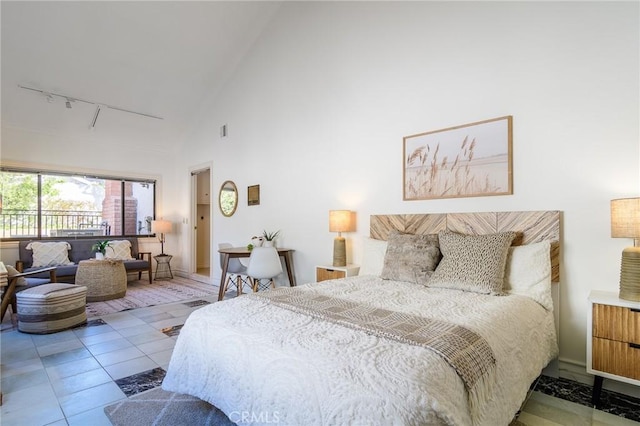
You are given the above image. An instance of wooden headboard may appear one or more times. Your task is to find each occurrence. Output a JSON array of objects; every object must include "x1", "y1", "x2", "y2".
[{"x1": 370, "y1": 211, "x2": 561, "y2": 282}]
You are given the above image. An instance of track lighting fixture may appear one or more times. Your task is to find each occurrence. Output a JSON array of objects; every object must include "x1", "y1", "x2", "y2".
[{"x1": 18, "y1": 84, "x2": 163, "y2": 129}]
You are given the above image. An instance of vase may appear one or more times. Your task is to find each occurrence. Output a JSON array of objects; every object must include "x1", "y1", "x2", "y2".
[
  {"x1": 96, "y1": 252, "x2": 104, "y2": 260},
  {"x1": 263, "y1": 240, "x2": 275, "y2": 248}
]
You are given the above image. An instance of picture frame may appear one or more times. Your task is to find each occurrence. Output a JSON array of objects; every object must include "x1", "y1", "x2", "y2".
[
  {"x1": 248, "y1": 184, "x2": 260, "y2": 206},
  {"x1": 403, "y1": 116, "x2": 513, "y2": 201}
]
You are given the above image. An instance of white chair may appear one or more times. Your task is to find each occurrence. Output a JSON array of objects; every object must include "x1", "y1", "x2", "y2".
[
  {"x1": 219, "y1": 243, "x2": 250, "y2": 297},
  {"x1": 246, "y1": 247, "x2": 283, "y2": 292}
]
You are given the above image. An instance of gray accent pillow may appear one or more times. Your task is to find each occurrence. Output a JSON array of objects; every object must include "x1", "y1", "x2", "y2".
[
  {"x1": 380, "y1": 231, "x2": 441, "y2": 285},
  {"x1": 427, "y1": 230, "x2": 517, "y2": 295}
]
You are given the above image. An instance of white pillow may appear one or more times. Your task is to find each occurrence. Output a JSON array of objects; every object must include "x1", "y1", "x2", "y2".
[
  {"x1": 105, "y1": 240, "x2": 135, "y2": 260},
  {"x1": 360, "y1": 237, "x2": 388, "y2": 276},
  {"x1": 6, "y1": 265, "x2": 26, "y2": 286},
  {"x1": 504, "y1": 240, "x2": 553, "y2": 311},
  {"x1": 26, "y1": 241, "x2": 74, "y2": 267}
]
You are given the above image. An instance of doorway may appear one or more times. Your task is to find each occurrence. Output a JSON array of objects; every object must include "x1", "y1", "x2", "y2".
[{"x1": 191, "y1": 167, "x2": 211, "y2": 282}]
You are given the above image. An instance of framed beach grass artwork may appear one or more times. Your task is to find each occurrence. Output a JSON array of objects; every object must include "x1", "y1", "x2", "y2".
[{"x1": 403, "y1": 116, "x2": 513, "y2": 200}]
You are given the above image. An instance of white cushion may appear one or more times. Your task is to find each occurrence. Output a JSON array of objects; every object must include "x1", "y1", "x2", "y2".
[
  {"x1": 360, "y1": 237, "x2": 388, "y2": 276},
  {"x1": 105, "y1": 240, "x2": 135, "y2": 260},
  {"x1": 26, "y1": 242, "x2": 74, "y2": 267},
  {"x1": 6, "y1": 264, "x2": 26, "y2": 286},
  {"x1": 504, "y1": 240, "x2": 553, "y2": 311}
]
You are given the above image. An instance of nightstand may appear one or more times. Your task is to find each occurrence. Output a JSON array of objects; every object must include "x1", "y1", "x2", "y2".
[
  {"x1": 587, "y1": 290, "x2": 640, "y2": 407},
  {"x1": 316, "y1": 265, "x2": 360, "y2": 282}
]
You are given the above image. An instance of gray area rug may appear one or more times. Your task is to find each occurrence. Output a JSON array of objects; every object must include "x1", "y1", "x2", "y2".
[
  {"x1": 104, "y1": 387, "x2": 234, "y2": 426},
  {"x1": 86, "y1": 276, "x2": 218, "y2": 317},
  {"x1": 104, "y1": 388, "x2": 531, "y2": 426}
]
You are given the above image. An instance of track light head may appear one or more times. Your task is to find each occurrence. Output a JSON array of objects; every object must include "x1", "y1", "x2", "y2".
[
  {"x1": 65, "y1": 98, "x2": 72, "y2": 109},
  {"x1": 90, "y1": 105, "x2": 101, "y2": 130}
]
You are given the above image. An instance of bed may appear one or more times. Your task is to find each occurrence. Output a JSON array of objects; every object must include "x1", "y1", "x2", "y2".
[{"x1": 162, "y1": 210, "x2": 560, "y2": 425}]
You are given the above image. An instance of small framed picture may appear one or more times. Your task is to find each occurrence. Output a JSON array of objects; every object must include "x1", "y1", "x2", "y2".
[{"x1": 248, "y1": 184, "x2": 260, "y2": 206}]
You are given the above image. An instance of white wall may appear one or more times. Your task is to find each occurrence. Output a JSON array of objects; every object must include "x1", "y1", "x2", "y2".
[{"x1": 175, "y1": 2, "x2": 639, "y2": 368}]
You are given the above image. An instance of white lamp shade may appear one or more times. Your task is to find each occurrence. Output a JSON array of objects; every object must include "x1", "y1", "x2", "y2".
[
  {"x1": 611, "y1": 198, "x2": 640, "y2": 238},
  {"x1": 329, "y1": 210, "x2": 355, "y2": 233},
  {"x1": 151, "y1": 220, "x2": 172, "y2": 234}
]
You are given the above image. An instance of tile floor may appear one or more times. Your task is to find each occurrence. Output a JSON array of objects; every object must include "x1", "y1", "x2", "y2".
[
  {"x1": 1, "y1": 294, "x2": 215, "y2": 426},
  {"x1": 1, "y1": 291, "x2": 639, "y2": 426}
]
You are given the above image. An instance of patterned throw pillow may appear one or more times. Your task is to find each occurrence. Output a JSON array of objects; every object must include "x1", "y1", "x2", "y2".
[
  {"x1": 26, "y1": 241, "x2": 74, "y2": 267},
  {"x1": 380, "y1": 231, "x2": 441, "y2": 285},
  {"x1": 427, "y1": 230, "x2": 517, "y2": 295},
  {"x1": 105, "y1": 240, "x2": 135, "y2": 260}
]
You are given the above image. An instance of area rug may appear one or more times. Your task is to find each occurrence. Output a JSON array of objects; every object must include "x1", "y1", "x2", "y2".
[
  {"x1": 104, "y1": 386, "x2": 234, "y2": 426},
  {"x1": 85, "y1": 276, "x2": 219, "y2": 317},
  {"x1": 102, "y1": 387, "x2": 548, "y2": 426}
]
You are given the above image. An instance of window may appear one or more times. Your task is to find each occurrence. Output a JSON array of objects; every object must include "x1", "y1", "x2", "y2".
[{"x1": 0, "y1": 169, "x2": 156, "y2": 240}]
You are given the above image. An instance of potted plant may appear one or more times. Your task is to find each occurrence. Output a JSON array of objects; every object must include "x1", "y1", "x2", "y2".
[
  {"x1": 91, "y1": 240, "x2": 112, "y2": 260},
  {"x1": 262, "y1": 230, "x2": 280, "y2": 247}
]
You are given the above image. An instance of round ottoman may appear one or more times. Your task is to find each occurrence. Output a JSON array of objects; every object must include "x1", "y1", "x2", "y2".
[
  {"x1": 17, "y1": 283, "x2": 87, "y2": 334},
  {"x1": 76, "y1": 259, "x2": 127, "y2": 302}
]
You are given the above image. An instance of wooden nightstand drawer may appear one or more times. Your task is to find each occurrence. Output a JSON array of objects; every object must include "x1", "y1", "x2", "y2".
[
  {"x1": 317, "y1": 268, "x2": 345, "y2": 282},
  {"x1": 315, "y1": 265, "x2": 360, "y2": 283},
  {"x1": 593, "y1": 303, "x2": 640, "y2": 344},
  {"x1": 592, "y1": 337, "x2": 640, "y2": 380},
  {"x1": 587, "y1": 291, "x2": 640, "y2": 405}
]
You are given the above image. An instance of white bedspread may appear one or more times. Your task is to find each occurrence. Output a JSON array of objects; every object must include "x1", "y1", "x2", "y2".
[{"x1": 162, "y1": 276, "x2": 558, "y2": 425}]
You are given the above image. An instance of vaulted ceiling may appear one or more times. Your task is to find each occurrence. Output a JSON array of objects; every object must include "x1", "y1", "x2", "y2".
[{"x1": 1, "y1": 1, "x2": 281, "y2": 152}]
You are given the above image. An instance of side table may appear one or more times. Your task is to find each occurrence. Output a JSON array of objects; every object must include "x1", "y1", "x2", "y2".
[
  {"x1": 154, "y1": 254, "x2": 173, "y2": 280},
  {"x1": 587, "y1": 290, "x2": 640, "y2": 407},
  {"x1": 316, "y1": 264, "x2": 360, "y2": 282},
  {"x1": 76, "y1": 259, "x2": 126, "y2": 302}
]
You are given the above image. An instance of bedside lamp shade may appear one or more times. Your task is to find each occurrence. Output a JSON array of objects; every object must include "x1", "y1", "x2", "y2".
[
  {"x1": 151, "y1": 220, "x2": 172, "y2": 255},
  {"x1": 329, "y1": 210, "x2": 355, "y2": 267},
  {"x1": 611, "y1": 198, "x2": 640, "y2": 301}
]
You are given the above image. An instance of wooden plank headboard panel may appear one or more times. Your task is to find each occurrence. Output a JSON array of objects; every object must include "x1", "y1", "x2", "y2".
[{"x1": 370, "y1": 210, "x2": 561, "y2": 282}]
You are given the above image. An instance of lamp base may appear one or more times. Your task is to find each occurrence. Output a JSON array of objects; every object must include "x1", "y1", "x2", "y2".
[
  {"x1": 619, "y1": 246, "x2": 640, "y2": 302},
  {"x1": 333, "y1": 236, "x2": 346, "y2": 267}
]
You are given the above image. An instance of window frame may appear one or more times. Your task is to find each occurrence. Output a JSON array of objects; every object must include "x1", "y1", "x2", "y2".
[{"x1": 0, "y1": 166, "x2": 157, "y2": 241}]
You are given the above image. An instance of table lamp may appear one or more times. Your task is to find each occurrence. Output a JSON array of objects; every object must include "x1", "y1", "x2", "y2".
[
  {"x1": 329, "y1": 210, "x2": 355, "y2": 267},
  {"x1": 611, "y1": 197, "x2": 640, "y2": 301},
  {"x1": 151, "y1": 220, "x2": 172, "y2": 256}
]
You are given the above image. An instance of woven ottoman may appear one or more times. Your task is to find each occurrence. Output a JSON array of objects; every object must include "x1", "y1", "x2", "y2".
[
  {"x1": 76, "y1": 259, "x2": 127, "y2": 302},
  {"x1": 17, "y1": 283, "x2": 87, "y2": 334}
]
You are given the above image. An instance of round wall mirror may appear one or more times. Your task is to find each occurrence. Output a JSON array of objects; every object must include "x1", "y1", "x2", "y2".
[{"x1": 219, "y1": 180, "x2": 238, "y2": 217}]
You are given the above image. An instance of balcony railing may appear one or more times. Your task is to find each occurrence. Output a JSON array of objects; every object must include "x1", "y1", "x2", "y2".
[{"x1": 0, "y1": 209, "x2": 107, "y2": 239}]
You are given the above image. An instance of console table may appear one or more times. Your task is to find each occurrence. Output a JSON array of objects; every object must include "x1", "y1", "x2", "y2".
[{"x1": 218, "y1": 247, "x2": 296, "y2": 301}]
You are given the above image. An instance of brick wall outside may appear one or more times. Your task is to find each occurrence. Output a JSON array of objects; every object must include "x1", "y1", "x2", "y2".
[{"x1": 102, "y1": 181, "x2": 138, "y2": 235}]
